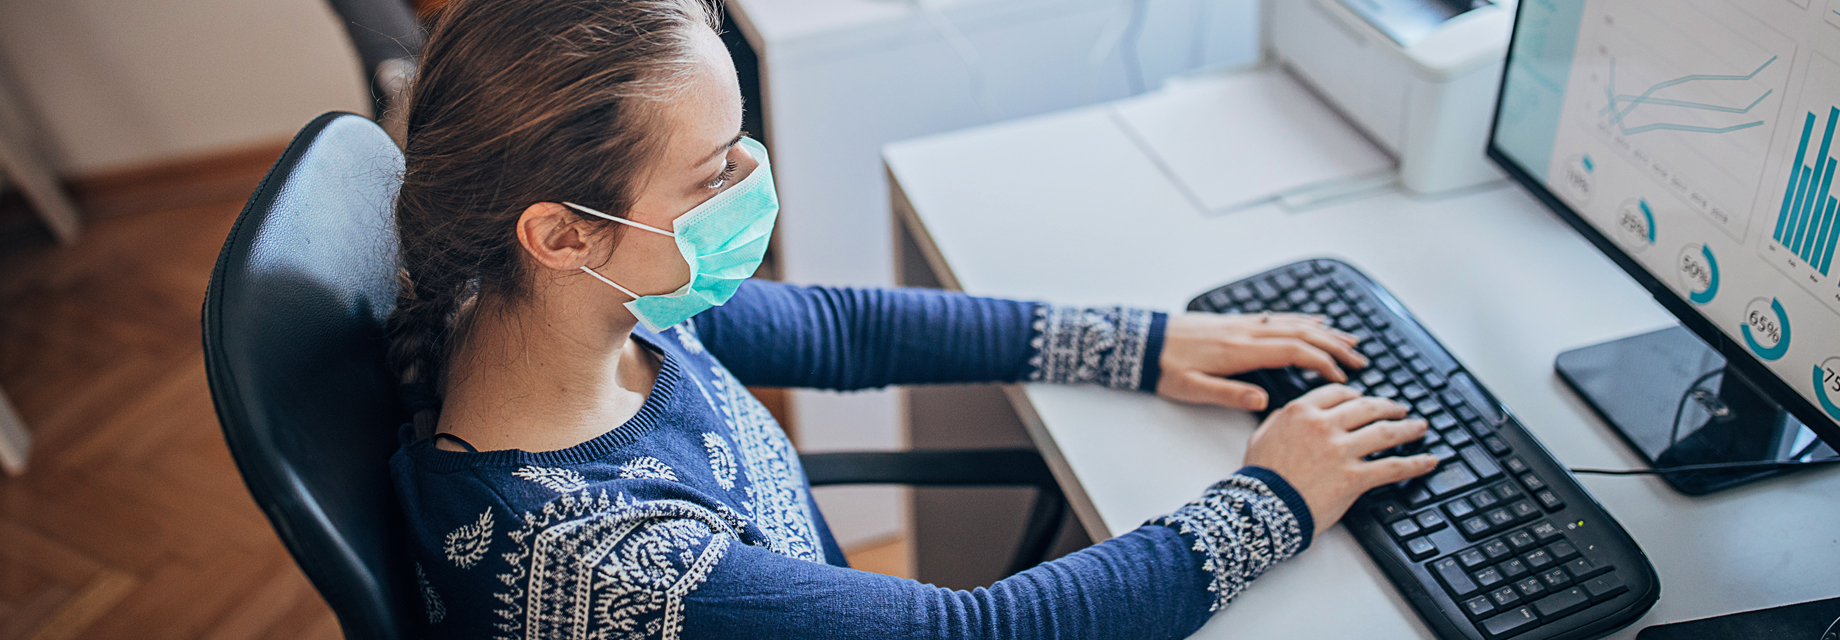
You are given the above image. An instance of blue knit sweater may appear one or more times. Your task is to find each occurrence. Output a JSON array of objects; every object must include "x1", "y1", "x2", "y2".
[{"x1": 391, "y1": 280, "x2": 1314, "y2": 639}]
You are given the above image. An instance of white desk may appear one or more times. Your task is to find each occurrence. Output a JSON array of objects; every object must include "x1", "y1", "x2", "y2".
[{"x1": 884, "y1": 76, "x2": 1840, "y2": 638}]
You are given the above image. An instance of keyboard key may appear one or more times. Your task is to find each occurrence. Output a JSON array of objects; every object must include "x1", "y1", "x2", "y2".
[
  {"x1": 1510, "y1": 500, "x2": 1540, "y2": 520},
  {"x1": 1384, "y1": 330, "x2": 1410, "y2": 346},
  {"x1": 1396, "y1": 344, "x2": 1421, "y2": 359},
  {"x1": 1389, "y1": 370, "x2": 1416, "y2": 387},
  {"x1": 1581, "y1": 574, "x2": 1628, "y2": 600},
  {"x1": 1415, "y1": 510, "x2": 1447, "y2": 532},
  {"x1": 1506, "y1": 530, "x2": 1538, "y2": 550},
  {"x1": 1433, "y1": 557, "x2": 1481, "y2": 596},
  {"x1": 1489, "y1": 585, "x2": 1521, "y2": 607},
  {"x1": 1391, "y1": 518, "x2": 1421, "y2": 539},
  {"x1": 1374, "y1": 355, "x2": 1401, "y2": 371},
  {"x1": 1410, "y1": 358, "x2": 1434, "y2": 375},
  {"x1": 1564, "y1": 557, "x2": 1607, "y2": 580},
  {"x1": 1458, "y1": 547, "x2": 1490, "y2": 568},
  {"x1": 1454, "y1": 405, "x2": 1480, "y2": 422},
  {"x1": 1425, "y1": 463, "x2": 1480, "y2": 497},
  {"x1": 1274, "y1": 273, "x2": 1298, "y2": 290},
  {"x1": 1514, "y1": 577, "x2": 1545, "y2": 598},
  {"x1": 1533, "y1": 587, "x2": 1591, "y2": 620},
  {"x1": 1524, "y1": 549, "x2": 1554, "y2": 569},
  {"x1": 1503, "y1": 457, "x2": 1529, "y2": 474},
  {"x1": 1494, "y1": 484, "x2": 1521, "y2": 502},
  {"x1": 1324, "y1": 301, "x2": 1348, "y2": 316},
  {"x1": 1314, "y1": 289, "x2": 1338, "y2": 305},
  {"x1": 1500, "y1": 558, "x2": 1530, "y2": 578},
  {"x1": 1483, "y1": 539, "x2": 1512, "y2": 558},
  {"x1": 1474, "y1": 566, "x2": 1506, "y2": 588},
  {"x1": 1414, "y1": 398, "x2": 1442, "y2": 416},
  {"x1": 1486, "y1": 508, "x2": 1515, "y2": 527},
  {"x1": 1204, "y1": 289, "x2": 1232, "y2": 310},
  {"x1": 1423, "y1": 429, "x2": 1444, "y2": 446},
  {"x1": 1287, "y1": 290, "x2": 1310, "y2": 306},
  {"x1": 1549, "y1": 540, "x2": 1579, "y2": 560},
  {"x1": 1445, "y1": 498, "x2": 1476, "y2": 519},
  {"x1": 1456, "y1": 446, "x2": 1502, "y2": 480},
  {"x1": 1465, "y1": 595, "x2": 1498, "y2": 619},
  {"x1": 1373, "y1": 384, "x2": 1400, "y2": 399},
  {"x1": 1361, "y1": 368, "x2": 1387, "y2": 385},
  {"x1": 1461, "y1": 516, "x2": 1491, "y2": 538},
  {"x1": 1229, "y1": 284, "x2": 1254, "y2": 301},
  {"x1": 1520, "y1": 473, "x2": 1546, "y2": 492},
  {"x1": 1480, "y1": 607, "x2": 1540, "y2": 639},
  {"x1": 1539, "y1": 567, "x2": 1571, "y2": 589},
  {"x1": 1446, "y1": 428, "x2": 1475, "y2": 447},
  {"x1": 1430, "y1": 413, "x2": 1460, "y2": 431},
  {"x1": 1336, "y1": 315, "x2": 1363, "y2": 331},
  {"x1": 1536, "y1": 490, "x2": 1565, "y2": 511},
  {"x1": 1430, "y1": 444, "x2": 1459, "y2": 465},
  {"x1": 1405, "y1": 536, "x2": 1438, "y2": 560},
  {"x1": 1370, "y1": 501, "x2": 1409, "y2": 522},
  {"x1": 1253, "y1": 281, "x2": 1279, "y2": 301},
  {"x1": 1530, "y1": 520, "x2": 1562, "y2": 541},
  {"x1": 1404, "y1": 484, "x2": 1437, "y2": 508},
  {"x1": 1422, "y1": 371, "x2": 1448, "y2": 389},
  {"x1": 1402, "y1": 384, "x2": 1430, "y2": 401},
  {"x1": 1485, "y1": 436, "x2": 1512, "y2": 456},
  {"x1": 1470, "y1": 490, "x2": 1500, "y2": 508}
]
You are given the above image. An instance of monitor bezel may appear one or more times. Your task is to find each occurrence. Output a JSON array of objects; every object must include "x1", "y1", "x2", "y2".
[{"x1": 1483, "y1": 0, "x2": 1840, "y2": 449}]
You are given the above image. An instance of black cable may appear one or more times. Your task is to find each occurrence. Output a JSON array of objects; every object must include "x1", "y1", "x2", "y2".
[
  {"x1": 1571, "y1": 457, "x2": 1840, "y2": 476},
  {"x1": 1572, "y1": 365, "x2": 1840, "y2": 476},
  {"x1": 1668, "y1": 368, "x2": 1723, "y2": 446}
]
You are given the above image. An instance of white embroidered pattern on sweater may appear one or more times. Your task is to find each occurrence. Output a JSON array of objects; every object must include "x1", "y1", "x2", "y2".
[
  {"x1": 443, "y1": 508, "x2": 494, "y2": 570},
  {"x1": 513, "y1": 465, "x2": 590, "y2": 493},
  {"x1": 618, "y1": 456, "x2": 679, "y2": 482},
  {"x1": 492, "y1": 491, "x2": 745, "y2": 640},
  {"x1": 1148, "y1": 475, "x2": 1305, "y2": 612},
  {"x1": 702, "y1": 432, "x2": 738, "y2": 491},
  {"x1": 1026, "y1": 305, "x2": 1153, "y2": 390},
  {"x1": 705, "y1": 365, "x2": 826, "y2": 563}
]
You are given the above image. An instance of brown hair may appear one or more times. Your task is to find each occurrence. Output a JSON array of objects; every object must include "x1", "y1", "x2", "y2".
[{"x1": 388, "y1": 0, "x2": 720, "y2": 438}]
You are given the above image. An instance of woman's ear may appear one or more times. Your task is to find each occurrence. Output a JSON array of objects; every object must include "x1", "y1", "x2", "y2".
[{"x1": 516, "y1": 202, "x2": 606, "y2": 271}]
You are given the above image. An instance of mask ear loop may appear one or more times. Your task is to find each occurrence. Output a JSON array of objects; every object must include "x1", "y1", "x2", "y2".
[
  {"x1": 561, "y1": 201, "x2": 671, "y2": 302},
  {"x1": 562, "y1": 201, "x2": 676, "y2": 237}
]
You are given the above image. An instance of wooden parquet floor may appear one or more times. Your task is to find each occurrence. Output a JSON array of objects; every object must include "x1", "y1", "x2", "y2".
[{"x1": 0, "y1": 179, "x2": 345, "y2": 639}]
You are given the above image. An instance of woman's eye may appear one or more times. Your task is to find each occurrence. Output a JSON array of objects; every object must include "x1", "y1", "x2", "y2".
[{"x1": 704, "y1": 160, "x2": 738, "y2": 190}]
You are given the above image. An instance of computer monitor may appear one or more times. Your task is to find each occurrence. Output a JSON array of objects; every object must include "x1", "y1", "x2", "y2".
[{"x1": 1487, "y1": 0, "x2": 1840, "y2": 494}]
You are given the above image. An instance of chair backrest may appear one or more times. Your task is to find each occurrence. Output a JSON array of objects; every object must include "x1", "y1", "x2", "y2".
[{"x1": 202, "y1": 112, "x2": 414, "y2": 640}]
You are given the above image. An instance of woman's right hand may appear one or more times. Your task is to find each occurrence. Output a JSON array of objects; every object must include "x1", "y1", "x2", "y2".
[{"x1": 1242, "y1": 384, "x2": 1439, "y2": 537}]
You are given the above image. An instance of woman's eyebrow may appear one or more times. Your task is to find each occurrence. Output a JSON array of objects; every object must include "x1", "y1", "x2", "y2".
[{"x1": 697, "y1": 132, "x2": 745, "y2": 168}]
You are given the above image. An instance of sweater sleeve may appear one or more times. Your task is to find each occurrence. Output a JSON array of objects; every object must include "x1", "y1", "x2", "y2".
[
  {"x1": 492, "y1": 468, "x2": 1312, "y2": 640},
  {"x1": 691, "y1": 280, "x2": 1168, "y2": 392}
]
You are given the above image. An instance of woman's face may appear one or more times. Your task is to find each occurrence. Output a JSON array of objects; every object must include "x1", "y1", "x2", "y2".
[{"x1": 598, "y1": 24, "x2": 757, "y2": 297}]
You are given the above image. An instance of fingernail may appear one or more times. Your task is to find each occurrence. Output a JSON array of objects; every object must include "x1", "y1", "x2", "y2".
[{"x1": 1249, "y1": 390, "x2": 1269, "y2": 410}]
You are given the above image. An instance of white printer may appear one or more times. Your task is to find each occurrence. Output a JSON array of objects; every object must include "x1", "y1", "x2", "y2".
[{"x1": 1270, "y1": 0, "x2": 1519, "y2": 194}]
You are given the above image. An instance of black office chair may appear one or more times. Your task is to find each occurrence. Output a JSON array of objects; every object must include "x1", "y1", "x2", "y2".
[{"x1": 202, "y1": 112, "x2": 1068, "y2": 640}]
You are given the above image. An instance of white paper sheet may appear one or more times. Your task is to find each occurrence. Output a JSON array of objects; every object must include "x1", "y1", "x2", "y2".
[{"x1": 1111, "y1": 68, "x2": 1397, "y2": 214}]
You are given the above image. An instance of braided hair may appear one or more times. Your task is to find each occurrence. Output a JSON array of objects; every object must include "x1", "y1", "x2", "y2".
[{"x1": 388, "y1": 0, "x2": 719, "y2": 438}]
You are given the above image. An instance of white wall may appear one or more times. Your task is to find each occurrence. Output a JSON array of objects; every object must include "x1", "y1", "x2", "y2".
[{"x1": 0, "y1": 0, "x2": 370, "y2": 176}]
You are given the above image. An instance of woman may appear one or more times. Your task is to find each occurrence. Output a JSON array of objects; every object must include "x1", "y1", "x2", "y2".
[{"x1": 387, "y1": 0, "x2": 1439, "y2": 637}]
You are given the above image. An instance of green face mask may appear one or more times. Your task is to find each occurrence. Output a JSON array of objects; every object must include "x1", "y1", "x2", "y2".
[{"x1": 565, "y1": 136, "x2": 778, "y2": 332}]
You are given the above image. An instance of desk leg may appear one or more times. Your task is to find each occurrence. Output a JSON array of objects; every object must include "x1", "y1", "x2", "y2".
[{"x1": 0, "y1": 387, "x2": 31, "y2": 476}]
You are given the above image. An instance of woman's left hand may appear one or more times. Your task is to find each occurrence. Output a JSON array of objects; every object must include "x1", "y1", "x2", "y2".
[{"x1": 1155, "y1": 312, "x2": 1368, "y2": 411}]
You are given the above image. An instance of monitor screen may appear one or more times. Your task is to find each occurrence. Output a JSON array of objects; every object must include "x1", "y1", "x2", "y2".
[{"x1": 1488, "y1": 0, "x2": 1840, "y2": 443}]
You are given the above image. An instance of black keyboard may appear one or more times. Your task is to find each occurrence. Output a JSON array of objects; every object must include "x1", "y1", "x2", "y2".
[{"x1": 1188, "y1": 258, "x2": 1658, "y2": 640}]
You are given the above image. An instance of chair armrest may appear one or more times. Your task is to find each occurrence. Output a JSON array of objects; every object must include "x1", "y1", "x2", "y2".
[{"x1": 799, "y1": 448, "x2": 1056, "y2": 488}]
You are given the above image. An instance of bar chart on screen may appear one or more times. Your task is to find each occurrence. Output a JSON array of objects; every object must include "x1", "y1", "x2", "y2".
[
  {"x1": 1579, "y1": 0, "x2": 1795, "y2": 240},
  {"x1": 1764, "y1": 53, "x2": 1840, "y2": 312}
]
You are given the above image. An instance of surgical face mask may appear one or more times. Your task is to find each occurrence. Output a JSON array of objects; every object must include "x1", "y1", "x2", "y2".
[{"x1": 564, "y1": 136, "x2": 777, "y2": 332}]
